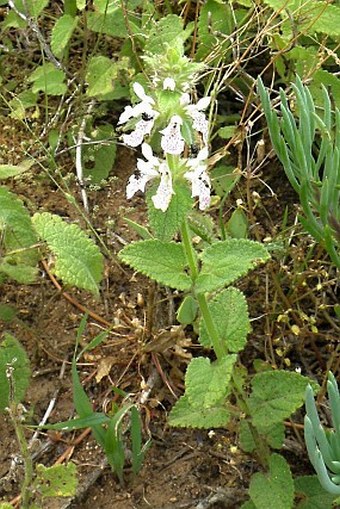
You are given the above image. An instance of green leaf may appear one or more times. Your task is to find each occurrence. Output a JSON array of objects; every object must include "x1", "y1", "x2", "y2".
[
  {"x1": 51, "y1": 14, "x2": 78, "y2": 58},
  {"x1": 40, "y1": 413, "x2": 110, "y2": 431},
  {"x1": 195, "y1": 239, "x2": 270, "y2": 293},
  {"x1": 32, "y1": 212, "x2": 104, "y2": 295},
  {"x1": 177, "y1": 295, "x2": 198, "y2": 325},
  {"x1": 145, "y1": 14, "x2": 192, "y2": 54},
  {"x1": 0, "y1": 304, "x2": 17, "y2": 323},
  {"x1": 249, "y1": 454, "x2": 294, "y2": 509},
  {"x1": 169, "y1": 394, "x2": 230, "y2": 428},
  {"x1": 147, "y1": 182, "x2": 193, "y2": 241},
  {"x1": 185, "y1": 356, "x2": 236, "y2": 409},
  {"x1": 86, "y1": 56, "x2": 130, "y2": 99},
  {"x1": 218, "y1": 126, "x2": 237, "y2": 139},
  {"x1": 196, "y1": 0, "x2": 233, "y2": 60},
  {"x1": 0, "y1": 186, "x2": 39, "y2": 268},
  {"x1": 211, "y1": 165, "x2": 240, "y2": 197},
  {"x1": 248, "y1": 371, "x2": 316, "y2": 429},
  {"x1": 28, "y1": 63, "x2": 67, "y2": 95},
  {"x1": 240, "y1": 420, "x2": 285, "y2": 453},
  {"x1": 0, "y1": 333, "x2": 30, "y2": 412},
  {"x1": 199, "y1": 287, "x2": 250, "y2": 352},
  {"x1": 0, "y1": 160, "x2": 33, "y2": 179},
  {"x1": 12, "y1": 0, "x2": 49, "y2": 18},
  {"x1": 118, "y1": 240, "x2": 191, "y2": 291},
  {"x1": 83, "y1": 125, "x2": 116, "y2": 184},
  {"x1": 9, "y1": 89, "x2": 38, "y2": 120},
  {"x1": 0, "y1": 262, "x2": 38, "y2": 284},
  {"x1": 34, "y1": 463, "x2": 78, "y2": 498},
  {"x1": 226, "y1": 208, "x2": 248, "y2": 239},
  {"x1": 295, "y1": 475, "x2": 338, "y2": 508}
]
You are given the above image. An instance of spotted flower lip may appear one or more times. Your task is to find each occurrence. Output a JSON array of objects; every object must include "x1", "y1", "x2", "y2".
[
  {"x1": 160, "y1": 115, "x2": 185, "y2": 155},
  {"x1": 184, "y1": 146, "x2": 211, "y2": 210},
  {"x1": 126, "y1": 143, "x2": 174, "y2": 212},
  {"x1": 181, "y1": 94, "x2": 211, "y2": 145},
  {"x1": 118, "y1": 82, "x2": 158, "y2": 148}
]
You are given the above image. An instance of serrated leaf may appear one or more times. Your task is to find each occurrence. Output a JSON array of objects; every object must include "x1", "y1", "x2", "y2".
[
  {"x1": 28, "y1": 63, "x2": 67, "y2": 95},
  {"x1": 248, "y1": 371, "x2": 316, "y2": 429},
  {"x1": 295, "y1": 475, "x2": 338, "y2": 508},
  {"x1": 34, "y1": 463, "x2": 78, "y2": 498},
  {"x1": 51, "y1": 14, "x2": 78, "y2": 59},
  {"x1": 118, "y1": 240, "x2": 191, "y2": 291},
  {"x1": 0, "y1": 186, "x2": 39, "y2": 267},
  {"x1": 240, "y1": 420, "x2": 285, "y2": 453},
  {"x1": 85, "y1": 56, "x2": 130, "y2": 98},
  {"x1": 185, "y1": 356, "x2": 236, "y2": 409},
  {"x1": 0, "y1": 333, "x2": 30, "y2": 412},
  {"x1": 147, "y1": 182, "x2": 193, "y2": 241},
  {"x1": 199, "y1": 287, "x2": 250, "y2": 352},
  {"x1": 169, "y1": 394, "x2": 230, "y2": 428},
  {"x1": 32, "y1": 212, "x2": 103, "y2": 295},
  {"x1": 12, "y1": 0, "x2": 49, "y2": 18},
  {"x1": 195, "y1": 239, "x2": 270, "y2": 293},
  {"x1": 249, "y1": 454, "x2": 294, "y2": 509},
  {"x1": 145, "y1": 14, "x2": 192, "y2": 54}
]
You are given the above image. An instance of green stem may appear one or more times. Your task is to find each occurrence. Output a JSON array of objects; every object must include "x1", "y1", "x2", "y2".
[
  {"x1": 181, "y1": 220, "x2": 225, "y2": 361},
  {"x1": 9, "y1": 405, "x2": 33, "y2": 509}
]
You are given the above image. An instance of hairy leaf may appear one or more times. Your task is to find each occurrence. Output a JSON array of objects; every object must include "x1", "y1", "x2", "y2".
[
  {"x1": 169, "y1": 394, "x2": 230, "y2": 428},
  {"x1": 12, "y1": 0, "x2": 49, "y2": 18},
  {"x1": 199, "y1": 287, "x2": 250, "y2": 352},
  {"x1": 32, "y1": 212, "x2": 104, "y2": 295},
  {"x1": 185, "y1": 356, "x2": 236, "y2": 409},
  {"x1": 28, "y1": 63, "x2": 67, "y2": 95},
  {"x1": 295, "y1": 475, "x2": 338, "y2": 508},
  {"x1": 249, "y1": 454, "x2": 294, "y2": 509},
  {"x1": 147, "y1": 183, "x2": 193, "y2": 241},
  {"x1": 195, "y1": 239, "x2": 270, "y2": 293},
  {"x1": 0, "y1": 262, "x2": 38, "y2": 284},
  {"x1": 0, "y1": 186, "x2": 39, "y2": 269},
  {"x1": 119, "y1": 240, "x2": 191, "y2": 291},
  {"x1": 145, "y1": 14, "x2": 192, "y2": 54},
  {"x1": 240, "y1": 420, "x2": 285, "y2": 453},
  {"x1": 0, "y1": 333, "x2": 30, "y2": 412},
  {"x1": 0, "y1": 161, "x2": 33, "y2": 179},
  {"x1": 51, "y1": 14, "x2": 78, "y2": 58},
  {"x1": 86, "y1": 56, "x2": 130, "y2": 98},
  {"x1": 83, "y1": 125, "x2": 117, "y2": 184},
  {"x1": 248, "y1": 371, "x2": 316, "y2": 429}
]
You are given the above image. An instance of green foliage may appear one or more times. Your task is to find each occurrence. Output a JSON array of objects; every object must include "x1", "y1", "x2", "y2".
[
  {"x1": 248, "y1": 370, "x2": 317, "y2": 429},
  {"x1": 199, "y1": 287, "x2": 250, "y2": 352},
  {"x1": 0, "y1": 333, "x2": 30, "y2": 412},
  {"x1": 0, "y1": 161, "x2": 33, "y2": 179},
  {"x1": 118, "y1": 240, "x2": 191, "y2": 291},
  {"x1": 211, "y1": 165, "x2": 241, "y2": 198},
  {"x1": 0, "y1": 304, "x2": 17, "y2": 323},
  {"x1": 195, "y1": 239, "x2": 270, "y2": 293},
  {"x1": 28, "y1": 63, "x2": 67, "y2": 95},
  {"x1": 85, "y1": 56, "x2": 130, "y2": 99},
  {"x1": 34, "y1": 463, "x2": 78, "y2": 498},
  {"x1": 304, "y1": 373, "x2": 340, "y2": 495},
  {"x1": 259, "y1": 77, "x2": 340, "y2": 267},
  {"x1": 169, "y1": 355, "x2": 236, "y2": 428},
  {"x1": 295, "y1": 475, "x2": 338, "y2": 508},
  {"x1": 248, "y1": 454, "x2": 294, "y2": 509},
  {"x1": 176, "y1": 295, "x2": 198, "y2": 325},
  {"x1": 83, "y1": 125, "x2": 117, "y2": 184},
  {"x1": 32, "y1": 212, "x2": 104, "y2": 295},
  {"x1": 195, "y1": 0, "x2": 233, "y2": 61},
  {"x1": 144, "y1": 14, "x2": 192, "y2": 55},
  {"x1": 51, "y1": 14, "x2": 78, "y2": 59},
  {"x1": 12, "y1": 0, "x2": 49, "y2": 18},
  {"x1": 147, "y1": 183, "x2": 193, "y2": 241},
  {"x1": 226, "y1": 208, "x2": 248, "y2": 239},
  {"x1": 0, "y1": 186, "x2": 39, "y2": 283},
  {"x1": 240, "y1": 421, "x2": 285, "y2": 453}
]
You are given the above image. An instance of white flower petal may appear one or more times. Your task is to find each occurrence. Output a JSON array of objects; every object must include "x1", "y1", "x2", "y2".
[
  {"x1": 196, "y1": 96, "x2": 211, "y2": 110},
  {"x1": 163, "y1": 78, "x2": 176, "y2": 91},
  {"x1": 133, "y1": 82, "x2": 154, "y2": 104},
  {"x1": 160, "y1": 115, "x2": 185, "y2": 155},
  {"x1": 118, "y1": 105, "x2": 135, "y2": 125},
  {"x1": 151, "y1": 164, "x2": 174, "y2": 212},
  {"x1": 122, "y1": 118, "x2": 154, "y2": 147},
  {"x1": 184, "y1": 151, "x2": 211, "y2": 210}
]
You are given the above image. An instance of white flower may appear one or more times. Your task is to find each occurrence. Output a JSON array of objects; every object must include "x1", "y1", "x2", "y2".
[
  {"x1": 163, "y1": 78, "x2": 176, "y2": 91},
  {"x1": 126, "y1": 143, "x2": 174, "y2": 212},
  {"x1": 181, "y1": 94, "x2": 211, "y2": 145},
  {"x1": 184, "y1": 147, "x2": 211, "y2": 210},
  {"x1": 118, "y1": 82, "x2": 158, "y2": 148},
  {"x1": 160, "y1": 115, "x2": 185, "y2": 155}
]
